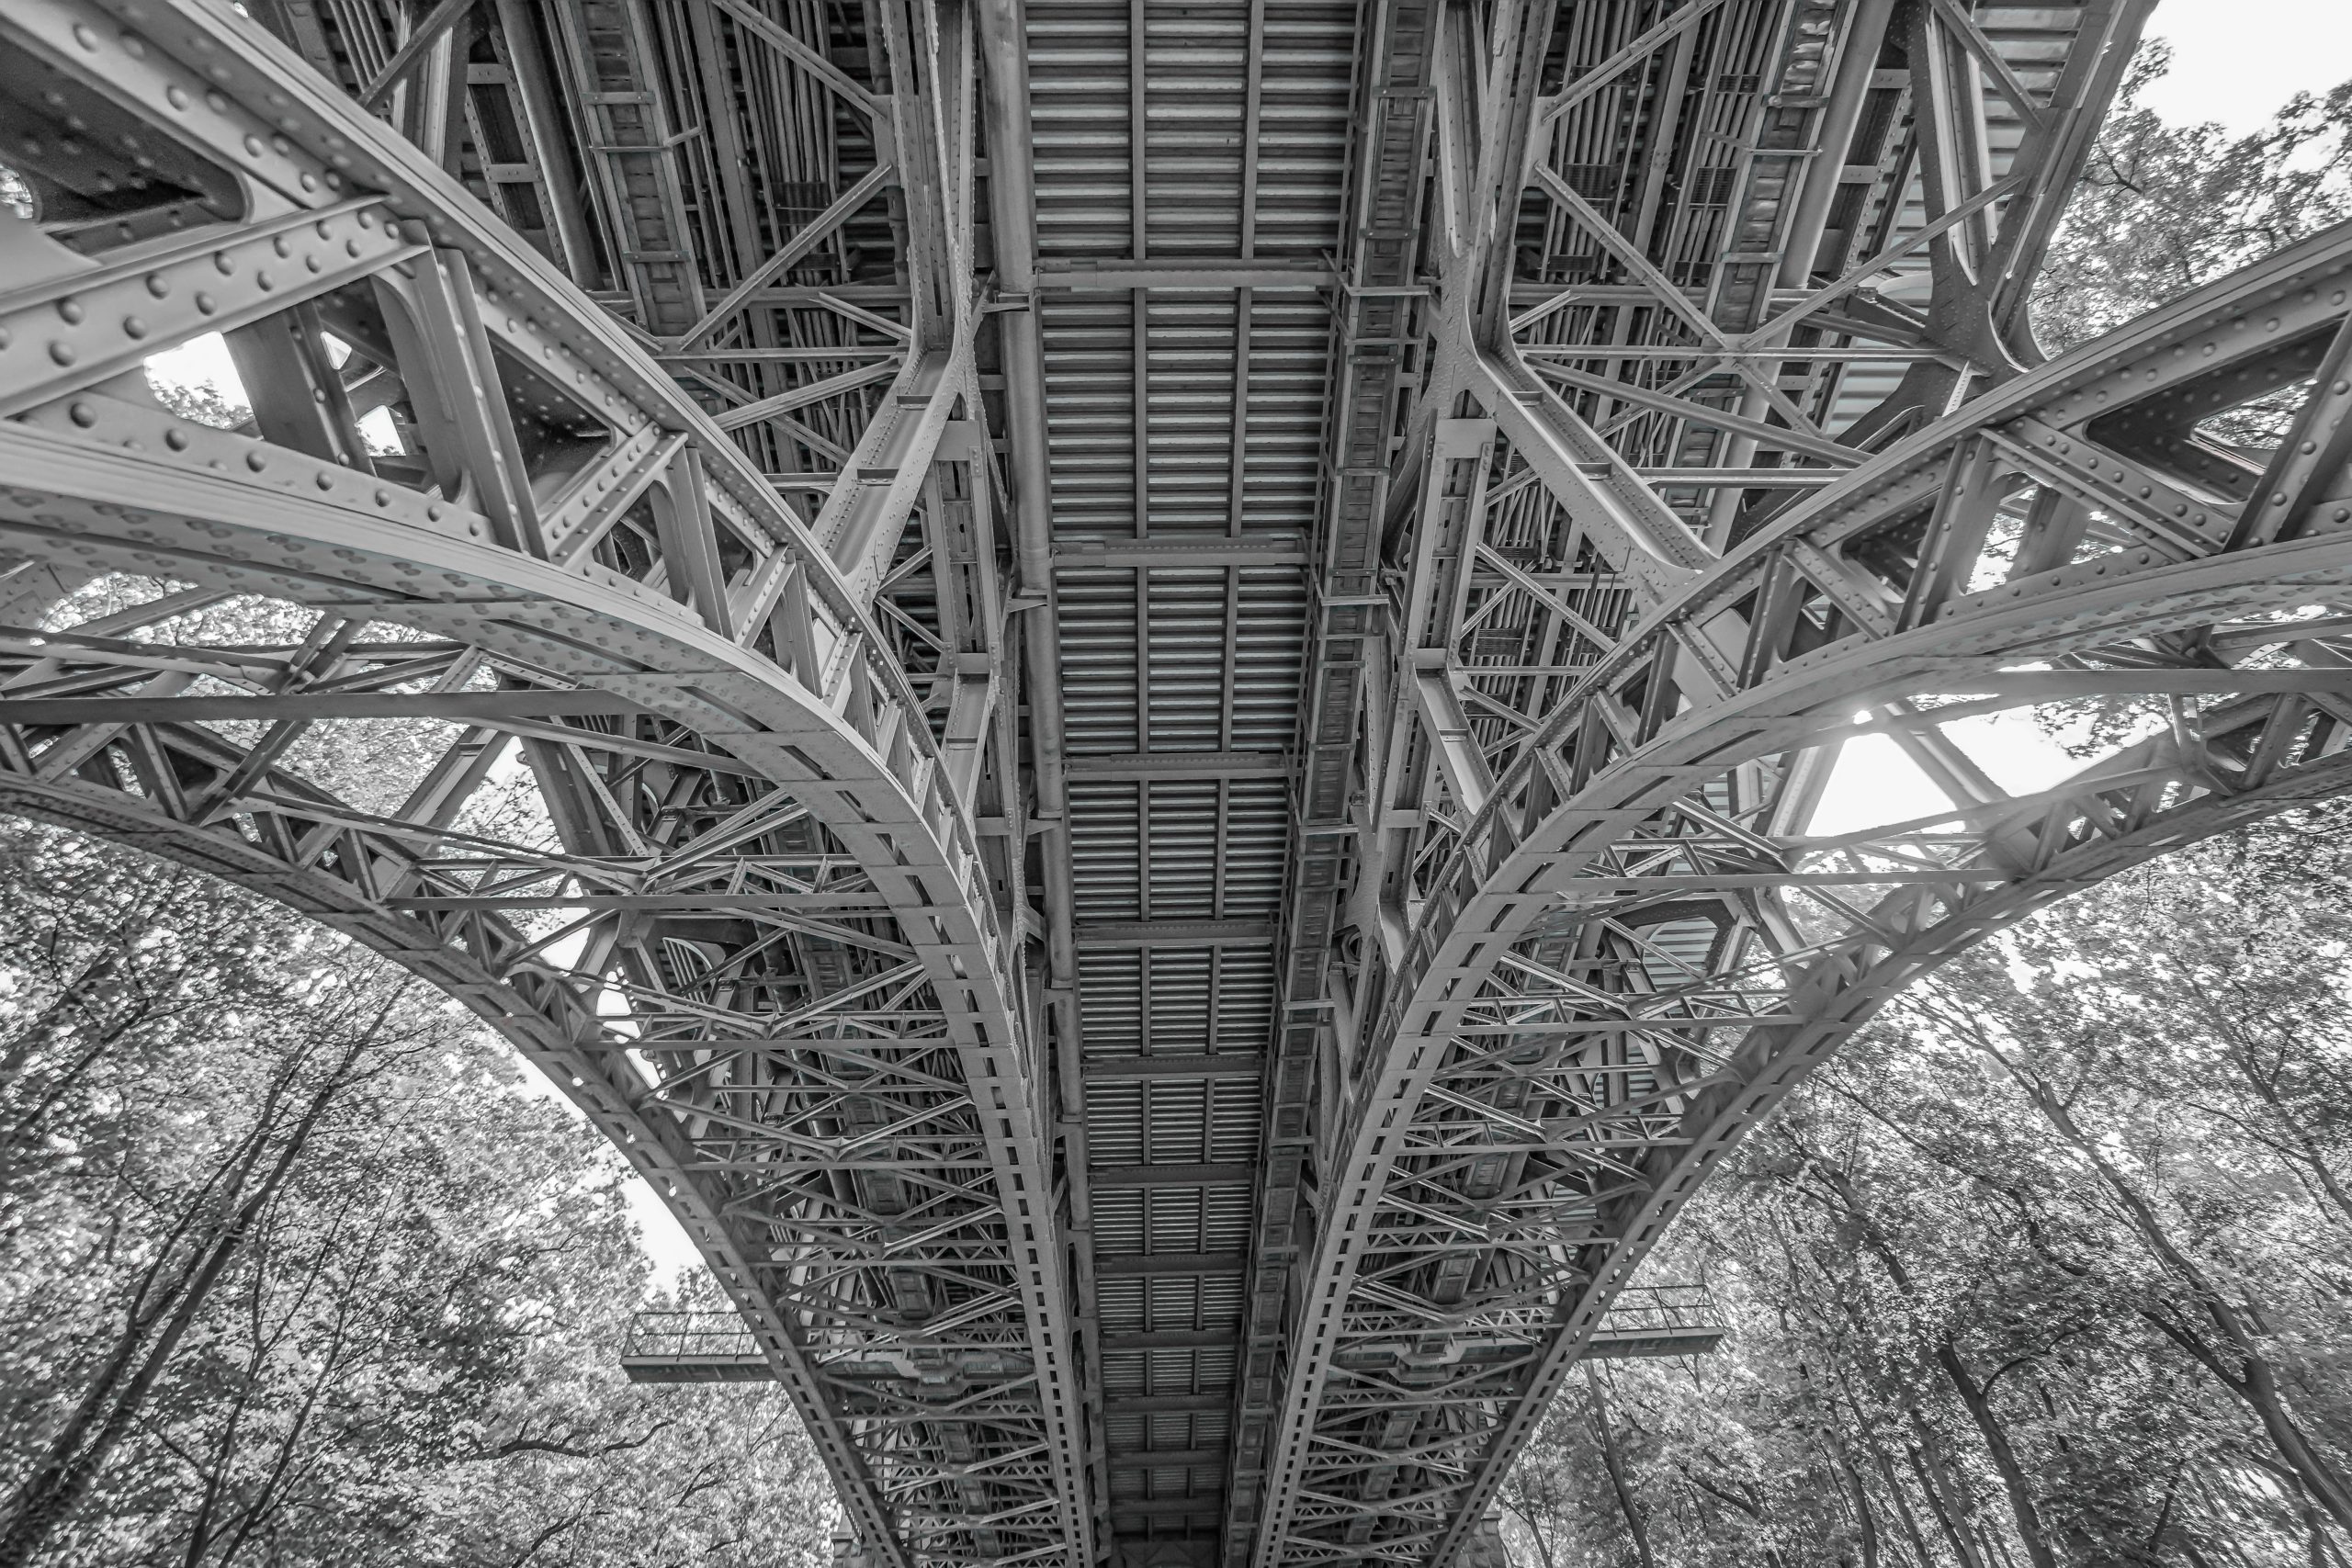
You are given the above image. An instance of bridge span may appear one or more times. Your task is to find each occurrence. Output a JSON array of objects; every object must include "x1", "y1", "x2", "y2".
[{"x1": 2, "y1": 0, "x2": 2349, "y2": 1564}]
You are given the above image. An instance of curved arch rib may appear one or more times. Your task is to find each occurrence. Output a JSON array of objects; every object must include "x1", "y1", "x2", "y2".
[
  {"x1": 0, "y1": 2, "x2": 1087, "y2": 1563},
  {"x1": 1252, "y1": 59, "x2": 2352, "y2": 1567}
]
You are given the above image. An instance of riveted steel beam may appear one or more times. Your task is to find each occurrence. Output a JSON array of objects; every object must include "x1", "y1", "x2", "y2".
[
  {"x1": 1239, "y1": 2, "x2": 2259, "y2": 1566},
  {"x1": 6, "y1": 0, "x2": 2334, "y2": 1562},
  {"x1": 0, "y1": 3, "x2": 1090, "y2": 1565}
]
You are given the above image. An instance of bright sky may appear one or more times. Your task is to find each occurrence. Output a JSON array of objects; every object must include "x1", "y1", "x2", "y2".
[{"x1": 2138, "y1": 0, "x2": 2352, "y2": 132}]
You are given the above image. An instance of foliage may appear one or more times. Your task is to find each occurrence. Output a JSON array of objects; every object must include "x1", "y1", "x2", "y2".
[
  {"x1": 1501, "y1": 839, "x2": 2352, "y2": 1566},
  {"x1": 2031, "y1": 43, "x2": 2352, "y2": 360},
  {"x1": 0, "y1": 821, "x2": 839, "y2": 1566},
  {"x1": 1493, "y1": 62, "x2": 2352, "y2": 1567}
]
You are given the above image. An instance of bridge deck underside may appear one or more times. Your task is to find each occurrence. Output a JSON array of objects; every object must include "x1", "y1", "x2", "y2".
[
  {"x1": 1023, "y1": 0, "x2": 1348, "y2": 1553},
  {"x1": 12, "y1": 2, "x2": 2352, "y2": 1568}
]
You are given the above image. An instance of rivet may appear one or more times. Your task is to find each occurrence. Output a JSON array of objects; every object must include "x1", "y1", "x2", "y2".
[
  {"x1": 72, "y1": 22, "x2": 96, "y2": 48},
  {"x1": 48, "y1": 342, "x2": 76, "y2": 367},
  {"x1": 195, "y1": 291, "x2": 217, "y2": 315},
  {"x1": 213, "y1": 251, "x2": 234, "y2": 275},
  {"x1": 122, "y1": 315, "x2": 147, "y2": 339},
  {"x1": 205, "y1": 91, "x2": 229, "y2": 112},
  {"x1": 243, "y1": 133, "x2": 263, "y2": 157},
  {"x1": 68, "y1": 402, "x2": 96, "y2": 427},
  {"x1": 56, "y1": 298, "x2": 84, "y2": 325},
  {"x1": 315, "y1": 471, "x2": 334, "y2": 490},
  {"x1": 375, "y1": 488, "x2": 392, "y2": 506},
  {"x1": 254, "y1": 271, "x2": 273, "y2": 291},
  {"x1": 164, "y1": 429, "x2": 188, "y2": 451},
  {"x1": 166, "y1": 85, "x2": 187, "y2": 110},
  {"x1": 272, "y1": 235, "x2": 291, "y2": 257}
]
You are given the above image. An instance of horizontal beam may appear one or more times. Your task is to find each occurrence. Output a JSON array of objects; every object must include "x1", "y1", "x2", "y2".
[
  {"x1": 620, "y1": 1357, "x2": 775, "y2": 1384},
  {"x1": 1088, "y1": 1164, "x2": 1257, "y2": 1190},
  {"x1": 1053, "y1": 536, "x2": 1312, "y2": 569},
  {"x1": 1101, "y1": 1328, "x2": 1243, "y2": 1351},
  {"x1": 1065, "y1": 752, "x2": 1292, "y2": 782},
  {"x1": 1545, "y1": 871, "x2": 2021, "y2": 894},
  {"x1": 665, "y1": 348, "x2": 899, "y2": 364},
  {"x1": 1033, "y1": 263, "x2": 1335, "y2": 291},
  {"x1": 387, "y1": 894, "x2": 894, "y2": 912},
  {"x1": 1109, "y1": 1494, "x2": 1228, "y2": 1517},
  {"x1": 1526, "y1": 347, "x2": 1945, "y2": 362},
  {"x1": 1583, "y1": 1326, "x2": 1728, "y2": 1360},
  {"x1": 1108, "y1": 1447, "x2": 1227, "y2": 1467},
  {"x1": 1635, "y1": 468, "x2": 1843, "y2": 488},
  {"x1": 1074, "y1": 921, "x2": 1273, "y2": 949},
  {"x1": 0, "y1": 691, "x2": 649, "y2": 724},
  {"x1": 1093, "y1": 1251, "x2": 1250, "y2": 1277},
  {"x1": 1096, "y1": 1393, "x2": 1235, "y2": 1414},
  {"x1": 1080, "y1": 1054, "x2": 1264, "y2": 1080},
  {"x1": 1893, "y1": 668, "x2": 2352, "y2": 698}
]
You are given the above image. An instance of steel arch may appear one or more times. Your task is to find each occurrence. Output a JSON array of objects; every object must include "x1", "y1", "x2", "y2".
[
  {"x1": 0, "y1": 0, "x2": 1085, "y2": 1562},
  {"x1": 8, "y1": 0, "x2": 2352, "y2": 1563},
  {"x1": 1250, "y1": 205, "x2": 2352, "y2": 1568}
]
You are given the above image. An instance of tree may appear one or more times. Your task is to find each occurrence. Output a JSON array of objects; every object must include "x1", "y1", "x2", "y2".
[
  {"x1": 1493, "y1": 69, "x2": 2352, "y2": 1541},
  {"x1": 2031, "y1": 44, "x2": 2352, "y2": 357},
  {"x1": 0, "y1": 818, "x2": 841, "y2": 1567},
  {"x1": 1498, "y1": 833, "x2": 2352, "y2": 1566}
]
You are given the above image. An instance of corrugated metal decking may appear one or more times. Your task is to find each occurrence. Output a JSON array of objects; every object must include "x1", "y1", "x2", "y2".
[{"x1": 10, "y1": 2, "x2": 2352, "y2": 1566}]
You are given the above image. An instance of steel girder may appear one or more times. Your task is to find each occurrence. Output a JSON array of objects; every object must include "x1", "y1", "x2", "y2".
[
  {"x1": 8, "y1": 0, "x2": 2352, "y2": 1565},
  {"x1": 0, "y1": 2, "x2": 1087, "y2": 1564},
  {"x1": 1244, "y1": 1, "x2": 2352, "y2": 1566}
]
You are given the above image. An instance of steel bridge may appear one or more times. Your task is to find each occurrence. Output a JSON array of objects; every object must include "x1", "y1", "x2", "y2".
[{"x1": 3, "y1": 0, "x2": 2349, "y2": 1563}]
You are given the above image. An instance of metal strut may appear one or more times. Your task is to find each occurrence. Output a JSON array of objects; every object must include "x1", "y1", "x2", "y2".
[{"x1": 7, "y1": 2, "x2": 2352, "y2": 1568}]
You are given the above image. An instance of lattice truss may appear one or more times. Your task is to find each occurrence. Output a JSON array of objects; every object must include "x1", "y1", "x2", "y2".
[
  {"x1": 0, "y1": 2, "x2": 1090, "y2": 1565},
  {"x1": 9, "y1": 0, "x2": 2352, "y2": 1564},
  {"x1": 1247, "y1": 1, "x2": 2352, "y2": 1566}
]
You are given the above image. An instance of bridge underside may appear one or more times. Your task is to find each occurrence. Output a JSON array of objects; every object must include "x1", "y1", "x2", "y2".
[{"x1": 5, "y1": 2, "x2": 2352, "y2": 1567}]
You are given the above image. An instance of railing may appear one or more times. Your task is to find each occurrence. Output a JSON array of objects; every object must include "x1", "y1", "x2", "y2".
[
  {"x1": 619, "y1": 1310, "x2": 775, "y2": 1384},
  {"x1": 1585, "y1": 1284, "x2": 1727, "y2": 1361}
]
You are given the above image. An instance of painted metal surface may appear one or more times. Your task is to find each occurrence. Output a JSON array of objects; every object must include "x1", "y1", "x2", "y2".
[{"x1": 4, "y1": 1, "x2": 2349, "y2": 1566}]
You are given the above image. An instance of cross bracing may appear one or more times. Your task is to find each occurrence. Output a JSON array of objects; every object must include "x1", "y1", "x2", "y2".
[{"x1": 1, "y1": 0, "x2": 2349, "y2": 1567}]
